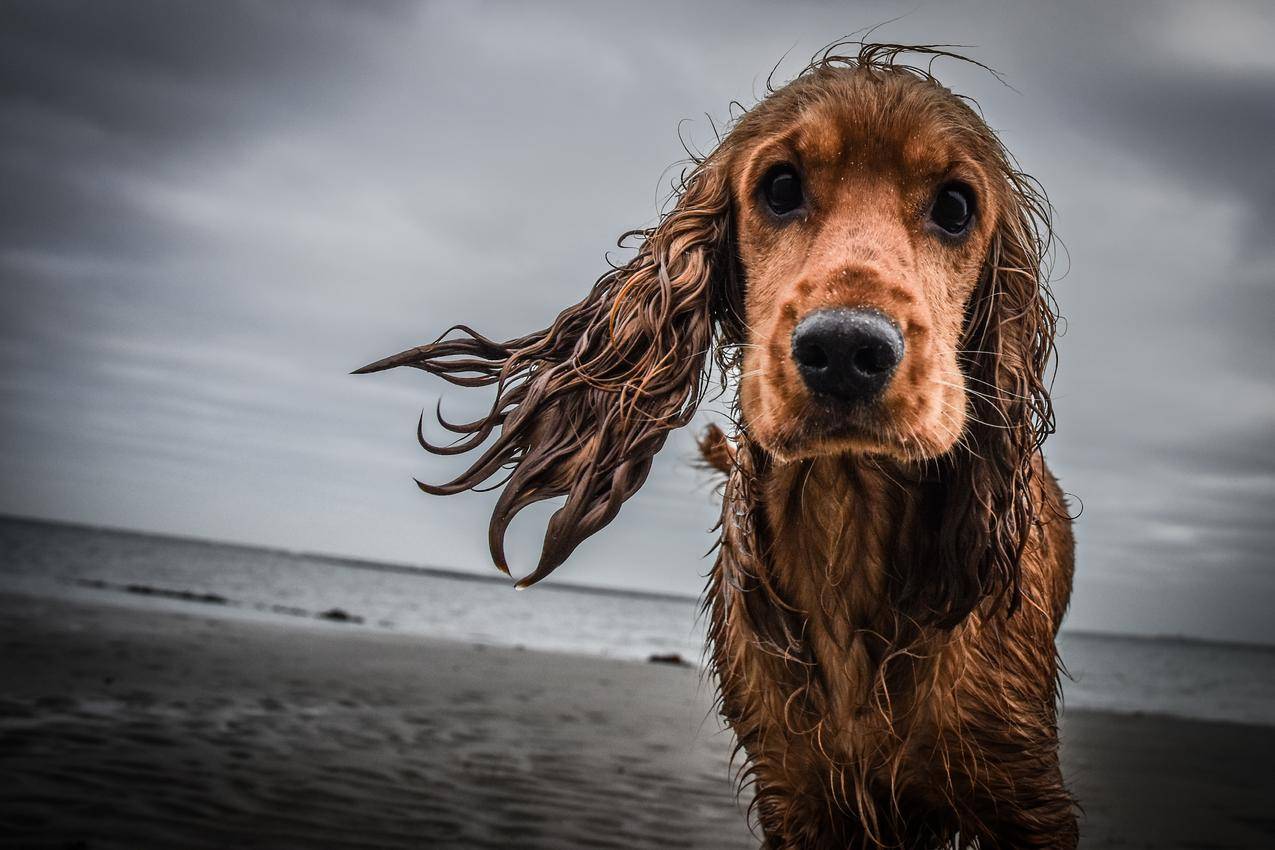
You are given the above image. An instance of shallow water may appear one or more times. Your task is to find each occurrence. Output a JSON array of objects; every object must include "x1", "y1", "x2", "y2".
[{"x1": 3, "y1": 515, "x2": 1272, "y2": 727}]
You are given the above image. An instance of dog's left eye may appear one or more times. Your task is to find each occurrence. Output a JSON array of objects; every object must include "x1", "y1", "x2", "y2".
[
  {"x1": 930, "y1": 183, "x2": 975, "y2": 235},
  {"x1": 762, "y1": 165, "x2": 804, "y2": 216}
]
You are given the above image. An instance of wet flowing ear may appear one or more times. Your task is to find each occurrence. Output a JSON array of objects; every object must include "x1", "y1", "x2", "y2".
[
  {"x1": 909, "y1": 172, "x2": 1056, "y2": 627},
  {"x1": 356, "y1": 160, "x2": 734, "y2": 588}
]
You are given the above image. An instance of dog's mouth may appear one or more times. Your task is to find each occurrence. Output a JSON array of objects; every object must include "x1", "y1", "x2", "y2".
[
  {"x1": 761, "y1": 388, "x2": 962, "y2": 464},
  {"x1": 766, "y1": 397, "x2": 905, "y2": 461}
]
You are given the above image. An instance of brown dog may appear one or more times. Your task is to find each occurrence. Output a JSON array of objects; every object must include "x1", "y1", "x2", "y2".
[{"x1": 359, "y1": 44, "x2": 1077, "y2": 849}]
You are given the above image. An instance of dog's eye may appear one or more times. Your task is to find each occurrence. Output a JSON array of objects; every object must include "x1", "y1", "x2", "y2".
[
  {"x1": 762, "y1": 166, "x2": 804, "y2": 216},
  {"x1": 930, "y1": 183, "x2": 974, "y2": 235}
]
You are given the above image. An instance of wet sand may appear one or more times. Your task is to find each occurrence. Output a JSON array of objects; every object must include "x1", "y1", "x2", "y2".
[{"x1": 1, "y1": 591, "x2": 1272, "y2": 849}]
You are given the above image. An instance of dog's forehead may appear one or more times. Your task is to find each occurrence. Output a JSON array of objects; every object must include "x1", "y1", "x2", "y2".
[{"x1": 786, "y1": 80, "x2": 968, "y2": 177}]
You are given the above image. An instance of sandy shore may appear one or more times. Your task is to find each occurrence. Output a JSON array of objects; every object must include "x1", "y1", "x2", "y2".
[{"x1": 1, "y1": 591, "x2": 1272, "y2": 849}]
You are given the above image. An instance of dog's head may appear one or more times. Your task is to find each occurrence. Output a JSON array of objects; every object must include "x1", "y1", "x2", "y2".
[
  {"x1": 359, "y1": 46, "x2": 1056, "y2": 612},
  {"x1": 725, "y1": 58, "x2": 1054, "y2": 468}
]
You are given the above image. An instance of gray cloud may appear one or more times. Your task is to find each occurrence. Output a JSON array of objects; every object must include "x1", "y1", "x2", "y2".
[{"x1": 1, "y1": 0, "x2": 1272, "y2": 643}]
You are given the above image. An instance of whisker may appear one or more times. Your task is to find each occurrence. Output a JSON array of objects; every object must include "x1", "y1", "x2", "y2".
[
  {"x1": 929, "y1": 377, "x2": 1034, "y2": 403},
  {"x1": 933, "y1": 393, "x2": 1015, "y2": 432}
]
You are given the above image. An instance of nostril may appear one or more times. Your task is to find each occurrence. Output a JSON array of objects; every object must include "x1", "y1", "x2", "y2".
[
  {"x1": 795, "y1": 341, "x2": 829, "y2": 370},
  {"x1": 852, "y1": 343, "x2": 894, "y2": 376}
]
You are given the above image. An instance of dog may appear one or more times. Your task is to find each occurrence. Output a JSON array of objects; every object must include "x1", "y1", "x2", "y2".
[{"x1": 358, "y1": 43, "x2": 1077, "y2": 849}]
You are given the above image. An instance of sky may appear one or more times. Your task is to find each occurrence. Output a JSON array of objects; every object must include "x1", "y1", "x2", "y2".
[{"x1": 1, "y1": 0, "x2": 1272, "y2": 644}]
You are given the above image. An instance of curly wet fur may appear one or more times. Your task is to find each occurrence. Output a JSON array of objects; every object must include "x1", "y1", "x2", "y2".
[{"x1": 360, "y1": 43, "x2": 1077, "y2": 849}]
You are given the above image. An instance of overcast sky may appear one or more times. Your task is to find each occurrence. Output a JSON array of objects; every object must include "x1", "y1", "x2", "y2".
[{"x1": 2, "y1": 0, "x2": 1272, "y2": 644}]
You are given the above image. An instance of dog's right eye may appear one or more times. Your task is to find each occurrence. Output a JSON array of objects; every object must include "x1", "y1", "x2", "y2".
[{"x1": 762, "y1": 166, "x2": 804, "y2": 216}]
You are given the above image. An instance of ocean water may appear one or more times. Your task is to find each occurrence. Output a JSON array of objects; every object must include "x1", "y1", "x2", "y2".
[{"x1": 2, "y1": 516, "x2": 1272, "y2": 727}]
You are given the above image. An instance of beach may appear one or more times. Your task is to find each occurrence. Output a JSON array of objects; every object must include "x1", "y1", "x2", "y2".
[{"x1": 2, "y1": 590, "x2": 1273, "y2": 850}]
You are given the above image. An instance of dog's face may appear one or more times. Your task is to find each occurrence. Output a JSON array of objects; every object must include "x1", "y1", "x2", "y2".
[{"x1": 729, "y1": 74, "x2": 1006, "y2": 463}]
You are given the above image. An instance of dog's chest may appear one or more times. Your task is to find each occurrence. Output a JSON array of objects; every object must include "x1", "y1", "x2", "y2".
[{"x1": 759, "y1": 460, "x2": 954, "y2": 759}]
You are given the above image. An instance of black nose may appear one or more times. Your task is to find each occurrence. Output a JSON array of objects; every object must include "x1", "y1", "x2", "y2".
[{"x1": 791, "y1": 308, "x2": 904, "y2": 404}]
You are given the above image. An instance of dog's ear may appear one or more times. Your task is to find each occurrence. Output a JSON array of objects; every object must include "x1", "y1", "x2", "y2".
[
  {"x1": 357, "y1": 157, "x2": 735, "y2": 587},
  {"x1": 908, "y1": 170, "x2": 1057, "y2": 627}
]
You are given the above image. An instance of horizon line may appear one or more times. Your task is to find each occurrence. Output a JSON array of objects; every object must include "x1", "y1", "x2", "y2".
[{"x1": 4, "y1": 511, "x2": 1273, "y2": 653}]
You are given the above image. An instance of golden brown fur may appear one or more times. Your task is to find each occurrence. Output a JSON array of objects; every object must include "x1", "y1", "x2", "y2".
[{"x1": 359, "y1": 44, "x2": 1077, "y2": 849}]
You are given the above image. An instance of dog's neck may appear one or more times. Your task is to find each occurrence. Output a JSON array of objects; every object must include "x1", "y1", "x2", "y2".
[
  {"x1": 732, "y1": 446, "x2": 950, "y2": 719},
  {"x1": 758, "y1": 452, "x2": 921, "y2": 636}
]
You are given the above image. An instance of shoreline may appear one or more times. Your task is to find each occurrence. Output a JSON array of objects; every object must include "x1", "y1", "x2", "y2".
[
  {"x1": 8, "y1": 512, "x2": 1275, "y2": 654},
  {"x1": 3, "y1": 590, "x2": 1274, "y2": 848}
]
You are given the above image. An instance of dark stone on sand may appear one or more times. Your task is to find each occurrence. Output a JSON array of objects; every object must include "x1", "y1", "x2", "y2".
[
  {"x1": 317, "y1": 608, "x2": 363, "y2": 624},
  {"x1": 647, "y1": 653, "x2": 689, "y2": 666}
]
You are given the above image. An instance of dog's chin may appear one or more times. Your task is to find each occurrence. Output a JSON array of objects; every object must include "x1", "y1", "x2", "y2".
[{"x1": 755, "y1": 397, "x2": 959, "y2": 465}]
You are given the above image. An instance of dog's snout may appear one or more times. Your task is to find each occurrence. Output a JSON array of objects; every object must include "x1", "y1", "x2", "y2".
[{"x1": 791, "y1": 308, "x2": 904, "y2": 404}]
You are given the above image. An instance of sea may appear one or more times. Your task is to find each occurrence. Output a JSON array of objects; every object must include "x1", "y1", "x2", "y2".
[{"x1": 2, "y1": 515, "x2": 1272, "y2": 728}]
